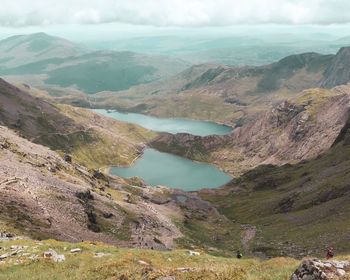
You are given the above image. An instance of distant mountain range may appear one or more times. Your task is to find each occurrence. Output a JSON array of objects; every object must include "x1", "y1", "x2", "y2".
[
  {"x1": 86, "y1": 33, "x2": 350, "y2": 66},
  {"x1": 71, "y1": 46, "x2": 350, "y2": 126},
  {"x1": 0, "y1": 33, "x2": 190, "y2": 94}
]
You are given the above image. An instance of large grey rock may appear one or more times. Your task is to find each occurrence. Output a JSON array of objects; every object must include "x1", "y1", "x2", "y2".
[
  {"x1": 290, "y1": 259, "x2": 350, "y2": 279},
  {"x1": 43, "y1": 249, "x2": 65, "y2": 263}
]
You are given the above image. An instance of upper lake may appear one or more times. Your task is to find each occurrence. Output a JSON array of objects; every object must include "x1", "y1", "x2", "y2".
[
  {"x1": 110, "y1": 149, "x2": 232, "y2": 191},
  {"x1": 94, "y1": 109, "x2": 232, "y2": 136}
]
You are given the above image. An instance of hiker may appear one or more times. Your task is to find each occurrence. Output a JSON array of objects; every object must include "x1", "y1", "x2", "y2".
[
  {"x1": 236, "y1": 250, "x2": 243, "y2": 259},
  {"x1": 326, "y1": 247, "x2": 334, "y2": 259}
]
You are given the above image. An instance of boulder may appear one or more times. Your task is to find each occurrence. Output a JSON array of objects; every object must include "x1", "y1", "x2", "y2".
[
  {"x1": 63, "y1": 154, "x2": 72, "y2": 163},
  {"x1": 91, "y1": 170, "x2": 107, "y2": 180},
  {"x1": 43, "y1": 249, "x2": 65, "y2": 263},
  {"x1": 290, "y1": 259, "x2": 350, "y2": 279}
]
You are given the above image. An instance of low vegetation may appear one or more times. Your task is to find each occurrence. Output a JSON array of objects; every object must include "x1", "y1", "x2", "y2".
[{"x1": 0, "y1": 239, "x2": 302, "y2": 280}]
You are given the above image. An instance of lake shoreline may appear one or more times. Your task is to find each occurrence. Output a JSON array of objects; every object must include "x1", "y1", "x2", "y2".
[
  {"x1": 94, "y1": 109, "x2": 233, "y2": 136},
  {"x1": 94, "y1": 107, "x2": 235, "y2": 128},
  {"x1": 108, "y1": 148, "x2": 232, "y2": 191}
]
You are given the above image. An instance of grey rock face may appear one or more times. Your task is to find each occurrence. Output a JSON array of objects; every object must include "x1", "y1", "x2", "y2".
[
  {"x1": 290, "y1": 259, "x2": 350, "y2": 280},
  {"x1": 321, "y1": 47, "x2": 350, "y2": 88}
]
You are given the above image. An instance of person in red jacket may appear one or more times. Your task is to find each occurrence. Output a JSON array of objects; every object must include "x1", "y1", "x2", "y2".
[{"x1": 326, "y1": 246, "x2": 334, "y2": 259}]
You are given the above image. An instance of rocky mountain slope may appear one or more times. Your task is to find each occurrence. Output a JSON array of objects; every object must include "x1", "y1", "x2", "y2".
[
  {"x1": 0, "y1": 78, "x2": 156, "y2": 168},
  {"x1": 0, "y1": 124, "x2": 178, "y2": 248},
  {"x1": 152, "y1": 86, "x2": 350, "y2": 176},
  {"x1": 320, "y1": 47, "x2": 350, "y2": 88},
  {"x1": 199, "y1": 110, "x2": 350, "y2": 256}
]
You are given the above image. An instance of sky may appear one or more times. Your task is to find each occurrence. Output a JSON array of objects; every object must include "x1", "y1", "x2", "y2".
[{"x1": 1, "y1": 0, "x2": 350, "y2": 27}]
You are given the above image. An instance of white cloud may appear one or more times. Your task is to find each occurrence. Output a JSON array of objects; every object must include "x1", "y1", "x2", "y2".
[{"x1": 1, "y1": 0, "x2": 350, "y2": 27}]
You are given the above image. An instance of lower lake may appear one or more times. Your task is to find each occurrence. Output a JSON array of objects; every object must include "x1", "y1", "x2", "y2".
[{"x1": 109, "y1": 149, "x2": 232, "y2": 191}]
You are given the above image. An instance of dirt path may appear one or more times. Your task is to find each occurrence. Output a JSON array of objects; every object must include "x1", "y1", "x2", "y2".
[{"x1": 241, "y1": 224, "x2": 257, "y2": 254}]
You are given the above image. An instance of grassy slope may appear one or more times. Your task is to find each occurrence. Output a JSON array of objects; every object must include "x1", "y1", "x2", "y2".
[
  {"x1": 52, "y1": 104, "x2": 157, "y2": 169},
  {"x1": 0, "y1": 239, "x2": 301, "y2": 280},
  {"x1": 0, "y1": 79, "x2": 157, "y2": 169},
  {"x1": 199, "y1": 139, "x2": 350, "y2": 257}
]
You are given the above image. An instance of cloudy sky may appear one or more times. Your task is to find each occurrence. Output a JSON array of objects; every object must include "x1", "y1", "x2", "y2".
[{"x1": 1, "y1": 0, "x2": 350, "y2": 27}]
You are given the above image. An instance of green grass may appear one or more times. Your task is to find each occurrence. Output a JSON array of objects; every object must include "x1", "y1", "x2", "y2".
[{"x1": 0, "y1": 239, "x2": 300, "y2": 280}]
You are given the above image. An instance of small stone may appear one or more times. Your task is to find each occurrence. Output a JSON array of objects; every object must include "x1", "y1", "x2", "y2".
[
  {"x1": 323, "y1": 263, "x2": 332, "y2": 268},
  {"x1": 29, "y1": 254, "x2": 38, "y2": 260},
  {"x1": 43, "y1": 250, "x2": 54, "y2": 258},
  {"x1": 48, "y1": 167, "x2": 56, "y2": 173},
  {"x1": 136, "y1": 260, "x2": 150, "y2": 266},
  {"x1": 94, "y1": 252, "x2": 111, "y2": 258},
  {"x1": 52, "y1": 254, "x2": 65, "y2": 263},
  {"x1": 337, "y1": 269, "x2": 346, "y2": 276},
  {"x1": 63, "y1": 154, "x2": 72, "y2": 163},
  {"x1": 70, "y1": 248, "x2": 82, "y2": 253},
  {"x1": 0, "y1": 253, "x2": 10, "y2": 260},
  {"x1": 176, "y1": 267, "x2": 194, "y2": 272}
]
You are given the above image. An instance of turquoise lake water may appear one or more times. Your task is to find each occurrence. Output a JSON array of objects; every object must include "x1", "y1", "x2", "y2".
[
  {"x1": 94, "y1": 109, "x2": 232, "y2": 136},
  {"x1": 110, "y1": 149, "x2": 232, "y2": 191}
]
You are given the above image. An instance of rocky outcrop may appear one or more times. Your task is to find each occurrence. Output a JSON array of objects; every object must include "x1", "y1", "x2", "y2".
[
  {"x1": 321, "y1": 47, "x2": 350, "y2": 89},
  {"x1": 291, "y1": 259, "x2": 350, "y2": 279},
  {"x1": 152, "y1": 86, "x2": 350, "y2": 175},
  {"x1": 258, "y1": 52, "x2": 332, "y2": 92},
  {"x1": 0, "y1": 125, "x2": 181, "y2": 249}
]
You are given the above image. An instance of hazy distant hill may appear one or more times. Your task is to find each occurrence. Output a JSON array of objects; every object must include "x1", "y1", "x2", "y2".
[
  {"x1": 0, "y1": 33, "x2": 190, "y2": 94},
  {"x1": 0, "y1": 32, "x2": 87, "y2": 67},
  {"x1": 87, "y1": 34, "x2": 346, "y2": 66}
]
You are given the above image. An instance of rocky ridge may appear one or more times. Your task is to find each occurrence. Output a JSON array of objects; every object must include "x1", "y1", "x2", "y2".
[
  {"x1": 291, "y1": 259, "x2": 350, "y2": 279},
  {"x1": 152, "y1": 86, "x2": 350, "y2": 176}
]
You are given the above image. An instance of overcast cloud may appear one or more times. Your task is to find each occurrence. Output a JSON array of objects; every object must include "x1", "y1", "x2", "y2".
[{"x1": 1, "y1": 0, "x2": 350, "y2": 27}]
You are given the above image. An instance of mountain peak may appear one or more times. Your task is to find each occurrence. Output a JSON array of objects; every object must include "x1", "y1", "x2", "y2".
[{"x1": 320, "y1": 46, "x2": 350, "y2": 88}]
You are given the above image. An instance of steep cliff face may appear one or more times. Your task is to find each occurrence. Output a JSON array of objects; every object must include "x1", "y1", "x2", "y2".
[
  {"x1": 152, "y1": 86, "x2": 350, "y2": 175},
  {"x1": 320, "y1": 47, "x2": 350, "y2": 88}
]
